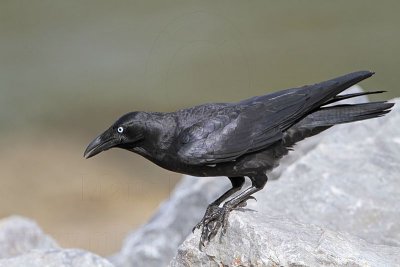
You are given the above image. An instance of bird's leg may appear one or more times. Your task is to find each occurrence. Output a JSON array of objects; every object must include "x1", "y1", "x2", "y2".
[
  {"x1": 199, "y1": 175, "x2": 268, "y2": 246},
  {"x1": 194, "y1": 177, "x2": 244, "y2": 232},
  {"x1": 193, "y1": 177, "x2": 244, "y2": 246}
]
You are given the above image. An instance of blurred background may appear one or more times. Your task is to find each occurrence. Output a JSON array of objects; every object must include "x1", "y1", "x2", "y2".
[{"x1": 1, "y1": 0, "x2": 399, "y2": 256}]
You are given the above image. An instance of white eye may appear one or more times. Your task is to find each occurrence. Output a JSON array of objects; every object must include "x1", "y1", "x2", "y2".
[{"x1": 117, "y1": 127, "x2": 124, "y2": 133}]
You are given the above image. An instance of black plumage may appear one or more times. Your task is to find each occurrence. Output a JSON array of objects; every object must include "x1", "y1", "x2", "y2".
[{"x1": 84, "y1": 71, "x2": 394, "y2": 247}]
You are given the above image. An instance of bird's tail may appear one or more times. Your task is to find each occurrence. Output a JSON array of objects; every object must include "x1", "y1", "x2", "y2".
[
  {"x1": 299, "y1": 101, "x2": 394, "y2": 128},
  {"x1": 304, "y1": 71, "x2": 375, "y2": 110},
  {"x1": 323, "y1": 90, "x2": 386, "y2": 106}
]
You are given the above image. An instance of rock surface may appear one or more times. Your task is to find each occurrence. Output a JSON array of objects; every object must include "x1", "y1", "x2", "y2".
[
  {"x1": 0, "y1": 216, "x2": 114, "y2": 267},
  {"x1": 171, "y1": 212, "x2": 400, "y2": 267},
  {"x1": 0, "y1": 216, "x2": 58, "y2": 258},
  {"x1": 0, "y1": 249, "x2": 114, "y2": 267},
  {"x1": 109, "y1": 175, "x2": 230, "y2": 267}
]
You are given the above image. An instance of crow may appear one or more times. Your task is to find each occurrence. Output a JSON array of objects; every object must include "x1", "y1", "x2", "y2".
[{"x1": 84, "y1": 71, "x2": 394, "y2": 247}]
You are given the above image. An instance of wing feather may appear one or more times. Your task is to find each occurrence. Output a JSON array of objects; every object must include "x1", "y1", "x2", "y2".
[
  {"x1": 176, "y1": 71, "x2": 373, "y2": 165},
  {"x1": 177, "y1": 93, "x2": 308, "y2": 165}
]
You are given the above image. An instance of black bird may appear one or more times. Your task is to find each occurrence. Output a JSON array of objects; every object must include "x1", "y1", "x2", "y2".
[{"x1": 84, "y1": 71, "x2": 394, "y2": 247}]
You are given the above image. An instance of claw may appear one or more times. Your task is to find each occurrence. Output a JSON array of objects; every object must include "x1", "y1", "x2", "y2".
[
  {"x1": 194, "y1": 198, "x2": 256, "y2": 248},
  {"x1": 207, "y1": 221, "x2": 220, "y2": 241},
  {"x1": 234, "y1": 195, "x2": 257, "y2": 209},
  {"x1": 221, "y1": 212, "x2": 230, "y2": 235},
  {"x1": 192, "y1": 221, "x2": 203, "y2": 233},
  {"x1": 199, "y1": 239, "x2": 205, "y2": 251}
]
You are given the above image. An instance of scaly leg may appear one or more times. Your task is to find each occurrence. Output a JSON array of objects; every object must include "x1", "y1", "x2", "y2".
[
  {"x1": 193, "y1": 177, "x2": 245, "y2": 244},
  {"x1": 198, "y1": 175, "x2": 268, "y2": 247}
]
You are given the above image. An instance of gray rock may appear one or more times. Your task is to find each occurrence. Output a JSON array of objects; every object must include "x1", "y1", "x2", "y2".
[
  {"x1": 170, "y1": 212, "x2": 400, "y2": 267},
  {"x1": 110, "y1": 176, "x2": 229, "y2": 267},
  {"x1": 0, "y1": 216, "x2": 58, "y2": 258},
  {"x1": 0, "y1": 249, "x2": 114, "y2": 267},
  {"x1": 111, "y1": 85, "x2": 375, "y2": 267},
  {"x1": 0, "y1": 216, "x2": 114, "y2": 267}
]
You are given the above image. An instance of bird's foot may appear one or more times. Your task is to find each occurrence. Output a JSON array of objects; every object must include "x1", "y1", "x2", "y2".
[
  {"x1": 192, "y1": 204, "x2": 220, "y2": 234},
  {"x1": 194, "y1": 195, "x2": 257, "y2": 250},
  {"x1": 196, "y1": 204, "x2": 230, "y2": 249}
]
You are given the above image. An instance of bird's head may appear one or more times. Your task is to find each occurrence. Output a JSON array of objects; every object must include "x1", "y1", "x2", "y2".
[{"x1": 84, "y1": 112, "x2": 146, "y2": 159}]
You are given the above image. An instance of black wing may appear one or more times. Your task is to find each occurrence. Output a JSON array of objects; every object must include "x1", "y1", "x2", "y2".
[{"x1": 176, "y1": 71, "x2": 373, "y2": 165}]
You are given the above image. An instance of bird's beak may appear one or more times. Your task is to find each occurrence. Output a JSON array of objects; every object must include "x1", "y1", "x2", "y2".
[{"x1": 84, "y1": 134, "x2": 117, "y2": 159}]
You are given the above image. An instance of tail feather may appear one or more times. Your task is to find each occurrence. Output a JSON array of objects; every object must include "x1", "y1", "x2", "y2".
[
  {"x1": 283, "y1": 72, "x2": 394, "y2": 146},
  {"x1": 298, "y1": 101, "x2": 394, "y2": 128},
  {"x1": 323, "y1": 90, "x2": 386, "y2": 106},
  {"x1": 306, "y1": 71, "x2": 374, "y2": 109}
]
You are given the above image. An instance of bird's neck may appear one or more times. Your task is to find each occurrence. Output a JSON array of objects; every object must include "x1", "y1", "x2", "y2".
[{"x1": 131, "y1": 112, "x2": 177, "y2": 163}]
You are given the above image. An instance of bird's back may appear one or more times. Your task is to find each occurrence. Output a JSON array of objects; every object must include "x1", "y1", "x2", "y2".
[{"x1": 174, "y1": 102, "x2": 234, "y2": 128}]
